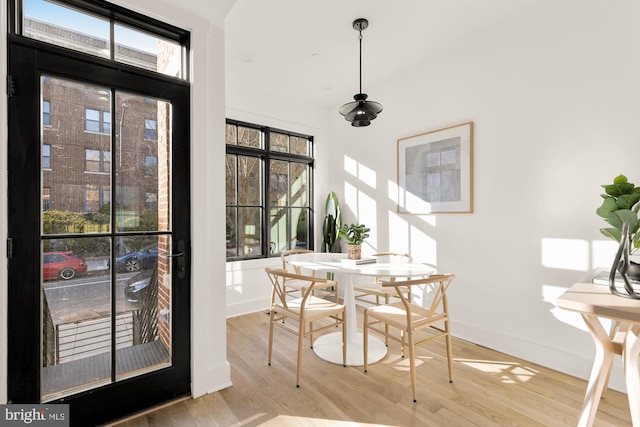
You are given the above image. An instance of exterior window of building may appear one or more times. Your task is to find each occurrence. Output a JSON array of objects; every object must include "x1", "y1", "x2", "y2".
[
  {"x1": 85, "y1": 108, "x2": 111, "y2": 134},
  {"x1": 146, "y1": 192, "x2": 157, "y2": 211},
  {"x1": 144, "y1": 119, "x2": 157, "y2": 140},
  {"x1": 43, "y1": 187, "x2": 51, "y2": 211},
  {"x1": 84, "y1": 188, "x2": 111, "y2": 212},
  {"x1": 85, "y1": 149, "x2": 111, "y2": 173},
  {"x1": 43, "y1": 100, "x2": 51, "y2": 126},
  {"x1": 225, "y1": 119, "x2": 313, "y2": 260},
  {"x1": 42, "y1": 144, "x2": 51, "y2": 169},
  {"x1": 145, "y1": 155, "x2": 157, "y2": 166}
]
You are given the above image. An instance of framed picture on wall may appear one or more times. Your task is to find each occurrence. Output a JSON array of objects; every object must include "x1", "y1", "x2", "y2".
[{"x1": 397, "y1": 121, "x2": 474, "y2": 214}]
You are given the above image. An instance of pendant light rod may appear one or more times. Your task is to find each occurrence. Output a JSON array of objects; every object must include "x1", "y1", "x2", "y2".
[
  {"x1": 353, "y1": 18, "x2": 368, "y2": 94},
  {"x1": 339, "y1": 18, "x2": 382, "y2": 127}
]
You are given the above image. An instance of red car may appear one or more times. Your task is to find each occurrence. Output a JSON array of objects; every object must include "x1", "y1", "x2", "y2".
[{"x1": 43, "y1": 252, "x2": 88, "y2": 280}]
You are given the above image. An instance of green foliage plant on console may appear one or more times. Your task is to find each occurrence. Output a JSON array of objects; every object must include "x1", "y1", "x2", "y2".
[{"x1": 596, "y1": 174, "x2": 640, "y2": 254}]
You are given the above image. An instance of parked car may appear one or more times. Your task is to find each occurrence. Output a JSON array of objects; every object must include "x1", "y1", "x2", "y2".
[
  {"x1": 115, "y1": 244, "x2": 158, "y2": 272},
  {"x1": 124, "y1": 269, "x2": 155, "y2": 303},
  {"x1": 43, "y1": 251, "x2": 87, "y2": 281}
]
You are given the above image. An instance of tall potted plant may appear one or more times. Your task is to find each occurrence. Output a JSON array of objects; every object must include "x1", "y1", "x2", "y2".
[
  {"x1": 338, "y1": 223, "x2": 370, "y2": 259},
  {"x1": 322, "y1": 192, "x2": 342, "y2": 253},
  {"x1": 596, "y1": 174, "x2": 640, "y2": 278}
]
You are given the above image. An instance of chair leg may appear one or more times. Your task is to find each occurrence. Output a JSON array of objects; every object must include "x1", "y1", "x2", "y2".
[
  {"x1": 363, "y1": 309, "x2": 369, "y2": 373},
  {"x1": 296, "y1": 322, "x2": 305, "y2": 388},
  {"x1": 268, "y1": 310, "x2": 275, "y2": 366},
  {"x1": 384, "y1": 294, "x2": 390, "y2": 346},
  {"x1": 400, "y1": 329, "x2": 405, "y2": 358},
  {"x1": 309, "y1": 321, "x2": 314, "y2": 348},
  {"x1": 445, "y1": 320, "x2": 454, "y2": 383},
  {"x1": 342, "y1": 310, "x2": 347, "y2": 367},
  {"x1": 408, "y1": 330, "x2": 417, "y2": 403}
]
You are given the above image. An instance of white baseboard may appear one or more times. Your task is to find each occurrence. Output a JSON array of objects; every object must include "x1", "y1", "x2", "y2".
[{"x1": 451, "y1": 320, "x2": 627, "y2": 393}]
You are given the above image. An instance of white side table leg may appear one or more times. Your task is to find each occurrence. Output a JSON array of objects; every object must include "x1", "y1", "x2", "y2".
[
  {"x1": 578, "y1": 314, "x2": 616, "y2": 427},
  {"x1": 623, "y1": 325, "x2": 640, "y2": 427}
]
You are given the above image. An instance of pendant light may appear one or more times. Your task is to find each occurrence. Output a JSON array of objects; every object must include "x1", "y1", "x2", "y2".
[{"x1": 339, "y1": 18, "x2": 383, "y2": 127}]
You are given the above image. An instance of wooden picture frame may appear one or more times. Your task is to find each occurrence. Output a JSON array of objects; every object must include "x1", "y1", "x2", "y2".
[{"x1": 397, "y1": 122, "x2": 474, "y2": 214}]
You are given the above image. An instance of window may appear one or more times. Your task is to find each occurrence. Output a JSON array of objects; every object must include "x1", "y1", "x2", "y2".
[
  {"x1": 145, "y1": 155, "x2": 157, "y2": 166},
  {"x1": 22, "y1": 0, "x2": 188, "y2": 79},
  {"x1": 42, "y1": 144, "x2": 51, "y2": 169},
  {"x1": 85, "y1": 108, "x2": 111, "y2": 134},
  {"x1": 84, "y1": 188, "x2": 110, "y2": 212},
  {"x1": 225, "y1": 119, "x2": 313, "y2": 260},
  {"x1": 144, "y1": 119, "x2": 157, "y2": 140},
  {"x1": 146, "y1": 192, "x2": 157, "y2": 211},
  {"x1": 43, "y1": 187, "x2": 51, "y2": 211},
  {"x1": 85, "y1": 149, "x2": 110, "y2": 173},
  {"x1": 42, "y1": 100, "x2": 51, "y2": 126}
]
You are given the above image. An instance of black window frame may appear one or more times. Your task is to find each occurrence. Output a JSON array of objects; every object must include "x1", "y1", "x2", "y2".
[{"x1": 225, "y1": 118, "x2": 314, "y2": 261}]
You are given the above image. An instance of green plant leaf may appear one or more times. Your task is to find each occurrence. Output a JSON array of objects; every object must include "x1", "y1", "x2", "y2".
[
  {"x1": 613, "y1": 174, "x2": 628, "y2": 185},
  {"x1": 616, "y1": 193, "x2": 640, "y2": 209},
  {"x1": 600, "y1": 227, "x2": 622, "y2": 242},
  {"x1": 596, "y1": 197, "x2": 618, "y2": 218},
  {"x1": 606, "y1": 209, "x2": 638, "y2": 231},
  {"x1": 603, "y1": 182, "x2": 635, "y2": 197}
]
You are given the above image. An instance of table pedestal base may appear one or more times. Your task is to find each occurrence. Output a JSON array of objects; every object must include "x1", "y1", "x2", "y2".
[{"x1": 313, "y1": 332, "x2": 387, "y2": 366}]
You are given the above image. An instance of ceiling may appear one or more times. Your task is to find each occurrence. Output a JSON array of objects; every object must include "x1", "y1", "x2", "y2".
[{"x1": 223, "y1": 0, "x2": 554, "y2": 109}]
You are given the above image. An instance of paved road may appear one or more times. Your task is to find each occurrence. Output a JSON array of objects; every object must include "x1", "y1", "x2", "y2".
[{"x1": 44, "y1": 271, "x2": 139, "y2": 324}]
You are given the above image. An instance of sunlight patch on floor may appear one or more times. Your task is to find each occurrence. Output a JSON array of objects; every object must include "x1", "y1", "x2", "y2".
[
  {"x1": 457, "y1": 358, "x2": 539, "y2": 383},
  {"x1": 237, "y1": 413, "x2": 394, "y2": 426}
]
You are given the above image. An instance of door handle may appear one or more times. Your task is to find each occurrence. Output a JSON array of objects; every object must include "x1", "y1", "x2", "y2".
[
  {"x1": 161, "y1": 252, "x2": 184, "y2": 258},
  {"x1": 174, "y1": 238, "x2": 187, "y2": 279}
]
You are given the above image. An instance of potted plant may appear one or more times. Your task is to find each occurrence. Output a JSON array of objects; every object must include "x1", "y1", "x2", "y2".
[
  {"x1": 596, "y1": 174, "x2": 640, "y2": 278},
  {"x1": 338, "y1": 223, "x2": 370, "y2": 259},
  {"x1": 321, "y1": 191, "x2": 342, "y2": 253}
]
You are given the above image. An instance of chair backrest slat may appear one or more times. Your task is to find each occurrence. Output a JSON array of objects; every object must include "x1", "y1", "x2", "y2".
[
  {"x1": 265, "y1": 267, "x2": 331, "y2": 309},
  {"x1": 379, "y1": 274, "x2": 454, "y2": 327}
]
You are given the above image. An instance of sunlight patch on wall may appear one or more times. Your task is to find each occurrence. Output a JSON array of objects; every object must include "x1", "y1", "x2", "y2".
[
  {"x1": 344, "y1": 155, "x2": 358, "y2": 177},
  {"x1": 343, "y1": 181, "x2": 377, "y2": 251},
  {"x1": 541, "y1": 238, "x2": 589, "y2": 271},
  {"x1": 388, "y1": 211, "x2": 410, "y2": 254},
  {"x1": 410, "y1": 224, "x2": 437, "y2": 265},
  {"x1": 225, "y1": 267, "x2": 244, "y2": 295},
  {"x1": 343, "y1": 154, "x2": 376, "y2": 189},
  {"x1": 387, "y1": 180, "x2": 399, "y2": 204}
]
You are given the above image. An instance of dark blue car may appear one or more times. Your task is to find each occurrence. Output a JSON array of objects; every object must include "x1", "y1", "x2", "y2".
[{"x1": 115, "y1": 244, "x2": 158, "y2": 272}]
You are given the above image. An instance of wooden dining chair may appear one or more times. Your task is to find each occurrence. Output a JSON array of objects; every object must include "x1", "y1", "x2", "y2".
[
  {"x1": 281, "y1": 249, "x2": 339, "y2": 302},
  {"x1": 354, "y1": 252, "x2": 413, "y2": 306},
  {"x1": 265, "y1": 267, "x2": 346, "y2": 387},
  {"x1": 363, "y1": 273, "x2": 455, "y2": 402}
]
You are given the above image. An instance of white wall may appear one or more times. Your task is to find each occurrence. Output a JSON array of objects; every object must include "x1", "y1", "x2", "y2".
[
  {"x1": 104, "y1": 0, "x2": 237, "y2": 399},
  {"x1": 326, "y1": 1, "x2": 640, "y2": 391}
]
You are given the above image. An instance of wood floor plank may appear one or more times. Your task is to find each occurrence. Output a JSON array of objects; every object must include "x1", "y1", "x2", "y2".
[{"x1": 108, "y1": 309, "x2": 633, "y2": 427}]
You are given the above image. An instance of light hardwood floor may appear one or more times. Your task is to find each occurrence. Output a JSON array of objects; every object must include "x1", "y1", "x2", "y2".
[{"x1": 109, "y1": 309, "x2": 632, "y2": 427}]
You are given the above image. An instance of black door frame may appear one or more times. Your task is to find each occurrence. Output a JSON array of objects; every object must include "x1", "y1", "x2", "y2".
[{"x1": 7, "y1": 35, "x2": 191, "y2": 426}]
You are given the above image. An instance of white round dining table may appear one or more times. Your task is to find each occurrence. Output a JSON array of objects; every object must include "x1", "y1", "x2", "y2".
[{"x1": 285, "y1": 252, "x2": 434, "y2": 366}]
